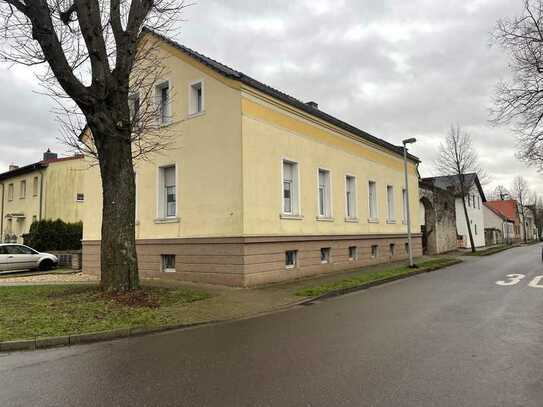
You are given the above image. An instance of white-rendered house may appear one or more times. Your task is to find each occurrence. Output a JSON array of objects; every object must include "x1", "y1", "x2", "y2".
[
  {"x1": 421, "y1": 174, "x2": 486, "y2": 249},
  {"x1": 483, "y1": 203, "x2": 514, "y2": 245}
]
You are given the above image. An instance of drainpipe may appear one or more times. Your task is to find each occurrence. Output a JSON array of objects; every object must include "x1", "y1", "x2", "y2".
[{"x1": 39, "y1": 168, "x2": 45, "y2": 220}]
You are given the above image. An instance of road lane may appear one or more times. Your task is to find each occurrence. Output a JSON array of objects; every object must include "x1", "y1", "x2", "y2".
[{"x1": 2, "y1": 244, "x2": 543, "y2": 406}]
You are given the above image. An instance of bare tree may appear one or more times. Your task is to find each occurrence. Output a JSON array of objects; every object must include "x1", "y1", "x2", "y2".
[
  {"x1": 492, "y1": 0, "x2": 543, "y2": 170},
  {"x1": 436, "y1": 125, "x2": 486, "y2": 252},
  {"x1": 488, "y1": 184, "x2": 511, "y2": 201},
  {"x1": 512, "y1": 175, "x2": 532, "y2": 242},
  {"x1": 0, "y1": 1, "x2": 185, "y2": 292}
]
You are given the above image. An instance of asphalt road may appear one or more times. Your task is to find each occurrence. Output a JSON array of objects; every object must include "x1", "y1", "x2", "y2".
[{"x1": 2, "y1": 244, "x2": 543, "y2": 407}]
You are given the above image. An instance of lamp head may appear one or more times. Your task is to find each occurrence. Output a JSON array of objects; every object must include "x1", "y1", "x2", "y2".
[{"x1": 402, "y1": 137, "x2": 417, "y2": 145}]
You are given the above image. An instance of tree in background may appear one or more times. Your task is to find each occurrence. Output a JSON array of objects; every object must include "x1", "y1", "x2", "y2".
[
  {"x1": 0, "y1": 1, "x2": 185, "y2": 292},
  {"x1": 489, "y1": 184, "x2": 511, "y2": 201},
  {"x1": 493, "y1": 1, "x2": 543, "y2": 170},
  {"x1": 511, "y1": 176, "x2": 531, "y2": 242},
  {"x1": 436, "y1": 125, "x2": 486, "y2": 252}
]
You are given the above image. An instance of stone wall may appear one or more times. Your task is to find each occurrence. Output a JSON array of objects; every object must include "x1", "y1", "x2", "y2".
[{"x1": 419, "y1": 183, "x2": 457, "y2": 254}]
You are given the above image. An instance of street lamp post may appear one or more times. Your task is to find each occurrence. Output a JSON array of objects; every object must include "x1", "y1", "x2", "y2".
[{"x1": 402, "y1": 137, "x2": 417, "y2": 268}]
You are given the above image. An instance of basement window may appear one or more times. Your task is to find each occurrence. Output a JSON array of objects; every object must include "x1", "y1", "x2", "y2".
[
  {"x1": 389, "y1": 243, "x2": 396, "y2": 256},
  {"x1": 285, "y1": 250, "x2": 297, "y2": 269},
  {"x1": 348, "y1": 246, "x2": 358, "y2": 261},
  {"x1": 161, "y1": 255, "x2": 176, "y2": 273},
  {"x1": 371, "y1": 245, "x2": 379, "y2": 258},
  {"x1": 320, "y1": 247, "x2": 331, "y2": 264},
  {"x1": 405, "y1": 242, "x2": 409, "y2": 253}
]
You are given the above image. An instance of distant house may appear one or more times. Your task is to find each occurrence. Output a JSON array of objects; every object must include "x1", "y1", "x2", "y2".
[
  {"x1": 421, "y1": 173, "x2": 486, "y2": 249},
  {"x1": 485, "y1": 200, "x2": 522, "y2": 243},
  {"x1": 0, "y1": 150, "x2": 85, "y2": 244},
  {"x1": 483, "y1": 203, "x2": 514, "y2": 245}
]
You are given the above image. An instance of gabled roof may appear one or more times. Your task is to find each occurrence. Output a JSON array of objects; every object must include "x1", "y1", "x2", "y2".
[
  {"x1": 0, "y1": 155, "x2": 83, "y2": 182},
  {"x1": 485, "y1": 200, "x2": 519, "y2": 224},
  {"x1": 142, "y1": 27, "x2": 419, "y2": 164},
  {"x1": 421, "y1": 173, "x2": 486, "y2": 202},
  {"x1": 484, "y1": 202, "x2": 514, "y2": 223}
]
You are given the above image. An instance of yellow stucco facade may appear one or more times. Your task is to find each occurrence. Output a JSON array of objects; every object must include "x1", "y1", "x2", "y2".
[
  {"x1": 0, "y1": 155, "x2": 86, "y2": 243},
  {"x1": 82, "y1": 33, "x2": 422, "y2": 286}
]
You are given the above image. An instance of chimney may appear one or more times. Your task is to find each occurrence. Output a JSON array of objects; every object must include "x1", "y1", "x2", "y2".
[
  {"x1": 8, "y1": 164, "x2": 19, "y2": 171},
  {"x1": 43, "y1": 149, "x2": 58, "y2": 161},
  {"x1": 306, "y1": 101, "x2": 319, "y2": 109}
]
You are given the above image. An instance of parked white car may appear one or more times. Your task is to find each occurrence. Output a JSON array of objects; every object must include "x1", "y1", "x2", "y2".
[{"x1": 0, "y1": 244, "x2": 58, "y2": 273}]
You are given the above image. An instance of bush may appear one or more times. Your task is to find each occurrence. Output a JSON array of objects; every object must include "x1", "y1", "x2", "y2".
[{"x1": 23, "y1": 219, "x2": 82, "y2": 252}]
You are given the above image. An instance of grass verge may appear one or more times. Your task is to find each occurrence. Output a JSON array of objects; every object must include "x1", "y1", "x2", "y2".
[
  {"x1": 0, "y1": 285, "x2": 209, "y2": 341},
  {"x1": 295, "y1": 257, "x2": 461, "y2": 298}
]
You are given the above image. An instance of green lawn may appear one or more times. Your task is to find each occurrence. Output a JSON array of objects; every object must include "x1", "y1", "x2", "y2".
[
  {"x1": 0, "y1": 285, "x2": 209, "y2": 341},
  {"x1": 464, "y1": 245, "x2": 510, "y2": 256},
  {"x1": 295, "y1": 257, "x2": 461, "y2": 298}
]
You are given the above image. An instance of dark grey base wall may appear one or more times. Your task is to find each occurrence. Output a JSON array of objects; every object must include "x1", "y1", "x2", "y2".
[{"x1": 83, "y1": 234, "x2": 423, "y2": 287}]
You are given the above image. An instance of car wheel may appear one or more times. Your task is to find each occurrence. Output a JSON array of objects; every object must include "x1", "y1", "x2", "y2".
[{"x1": 39, "y1": 259, "x2": 54, "y2": 271}]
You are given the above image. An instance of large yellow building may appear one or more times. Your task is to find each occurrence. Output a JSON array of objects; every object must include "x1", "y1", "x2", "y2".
[
  {"x1": 82, "y1": 30, "x2": 422, "y2": 286},
  {"x1": 0, "y1": 150, "x2": 86, "y2": 243}
]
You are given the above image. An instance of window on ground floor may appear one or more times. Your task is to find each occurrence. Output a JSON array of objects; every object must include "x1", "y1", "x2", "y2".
[
  {"x1": 405, "y1": 242, "x2": 409, "y2": 253},
  {"x1": 389, "y1": 243, "x2": 395, "y2": 256},
  {"x1": 161, "y1": 255, "x2": 176, "y2": 273},
  {"x1": 371, "y1": 245, "x2": 379, "y2": 258},
  {"x1": 285, "y1": 250, "x2": 298, "y2": 269}
]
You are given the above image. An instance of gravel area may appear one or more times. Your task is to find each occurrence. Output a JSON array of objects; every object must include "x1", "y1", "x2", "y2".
[{"x1": 0, "y1": 272, "x2": 98, "y2": 285}]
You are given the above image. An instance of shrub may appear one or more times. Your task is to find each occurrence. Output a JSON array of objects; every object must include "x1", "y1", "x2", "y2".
[{"x1": 23, "y1": 219, "x2": 82, "y2": 252}]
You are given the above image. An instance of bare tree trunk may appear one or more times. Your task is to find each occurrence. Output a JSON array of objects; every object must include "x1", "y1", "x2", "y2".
[
  {"x1": 461, "y1": 194, "x2": 476, "y2": 252},
  {"x1": 95, "y1": 125, "x2": 139, "y2": 291},
  {"x1": 522, "y1": 211, "x2": 528, "y2": 243}
]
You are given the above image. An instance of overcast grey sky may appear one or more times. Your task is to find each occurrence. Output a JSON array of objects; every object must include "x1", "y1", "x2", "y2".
[{"x1": 0, "y1": 0, "x2": 536, "y2": 195}]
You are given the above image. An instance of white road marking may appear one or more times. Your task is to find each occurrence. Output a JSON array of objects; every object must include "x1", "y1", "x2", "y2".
[
  {"x1": 528, "y1": 276, "x2": 543, "y2": 288},
  {"x1": 496, "y1": 274, "x2": 526, "y2": 286}
]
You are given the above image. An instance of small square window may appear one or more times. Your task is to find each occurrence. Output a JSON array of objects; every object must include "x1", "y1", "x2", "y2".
[
  {"x1": 389, "y1": 243, "x2": 395, "y2": 256},
  {"x1": 285, "y1": 250, "x2": 297, "y2": 269},
  {"x1": 371, "y1": 245, "x2": 379, "y2": 258},
  {"x1": 162, "y1": 255, "x2": 176, "y2": 273},
  {"x1": 320, "y1": 247, "x2": 331, "y2": 264},
  {"x1": 76, "y1": 193, "x2": 85, "y2": 202},
  {"x1": 348, "y1": 246, "x2": 357, "y2": 261}
]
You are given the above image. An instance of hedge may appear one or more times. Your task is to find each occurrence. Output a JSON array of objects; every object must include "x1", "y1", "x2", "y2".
[{"x1": 23, "y1": 219, "x2": 82, "y2": 252}]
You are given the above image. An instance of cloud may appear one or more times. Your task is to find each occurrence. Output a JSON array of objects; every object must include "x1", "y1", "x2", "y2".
[{"x1": 0, "y1": 0, "x2": 540, "y2": 195}]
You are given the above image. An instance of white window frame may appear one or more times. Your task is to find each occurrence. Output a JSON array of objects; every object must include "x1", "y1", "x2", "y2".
[
  {"x1": 128, "y1": 92, "x2": 140, "y2": 122},
  {"x1": 7, "y1": 183, "x2": 13, "y2": 201},
  {"x1": 19, "y1": 180, "x2": 26, "y2": 199},
  {"x1": 402, "y1": 188, "x2": 407, "y2": 224},
  {"x1": 320, "y1": 247, "x2": 331, "y2": 264},
  {"x1": 386, "y1": 185, "x2": 395, "y2": 223},
  {"x1": 348, "y1": 246, "x2": 358, "y2": 261},
  {"x1": 155, "y1": 80, "x2": 171, "y2": 126},
  {"x1": 285, "y1": 250, "x2": 298, "y2": 269},
  {"x1": 317, "y1": 168, "x2": 332, "y2": 219},
  {"x1": 76, "y1": 193, "x2": 85, "y2": 202},
  {"x1": 33, "y1": 176, "x2": 39, "y2": 197},
  {"x1": 368, "y1": 180, "x2": 378, "y2": 222},
  {"x1": 371, "y1": 245, "x2": 379, "y2": 258},
  {"x1": 188, "y1": 79, "x2": 205, "y2": 116},
  {"x1": 281, "y1": 158, "x2": 300, "y2": 216},
  {"x1": 345, "y1": 174, "x2": 357, "y2": 220},
  {"x1": 156, "y1": 164, "x2": 177, "y2": 220},
  {"x1": 161, "y1": 254, "x2": 176, "y2": 273}
]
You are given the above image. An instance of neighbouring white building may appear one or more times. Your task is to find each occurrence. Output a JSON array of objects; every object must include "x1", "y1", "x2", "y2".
[
  {"x1": 421, "y1": 174, "x2": 486, "y2": 249},
  {"x1": 483, "y1": 203, "x2": 514, "y2": 245}
]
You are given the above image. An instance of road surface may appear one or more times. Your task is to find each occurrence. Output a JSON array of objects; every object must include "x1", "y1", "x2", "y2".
[{"x1": 2, "y1": 244, "x2": 543, "y2": 406}]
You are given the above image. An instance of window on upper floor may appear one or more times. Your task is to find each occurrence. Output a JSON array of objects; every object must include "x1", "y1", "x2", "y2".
[
  {"x1": 155, "y1": 81, "x2": 171, "y2": 125},
  {"x1": 33, "y1": 176, "x2": 38, "y2": 196},
  {"x1": 19, "y1": 180, "x2": 25, "y2": 199},
  {"x1": 158, "y1": 165, "x2": 176, "y2": 218},
  {"x1": 189, "y1": 81, "x2": 204, "y2": 115},
  {"x1": 318, "y1": 169, "x2": 331, "y2": 218},
  {"x1": 129, "y1": 92, "x2": 140, "y2": 122},
  {"x1": 345, "y1": 175, "x2": 357, "y2": 220},
  {"x1": 76, "y1": 193, "x2": 85, "y2": 202},
  {"x1": 386, "y1": 185, "x2": 395, "y2": 222},
  {"x1": 368, "y1": 181, "x2": 378, "y2": 221},
  {"x1": 282, "y1": 160, "x2": 299, "y2": 215},
  {"x1": 7, "y1": 184, "x2": 13, "y2": 201}
]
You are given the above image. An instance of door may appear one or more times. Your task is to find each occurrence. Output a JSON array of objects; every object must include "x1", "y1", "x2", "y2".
[{"x1": 4, "y1": 245, "x2": 38, "y2": 270}]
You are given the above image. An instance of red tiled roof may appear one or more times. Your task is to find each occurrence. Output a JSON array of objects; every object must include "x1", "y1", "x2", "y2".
[{"x1": 485, "y1": 200, "x2": 519, "y2": 223}]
